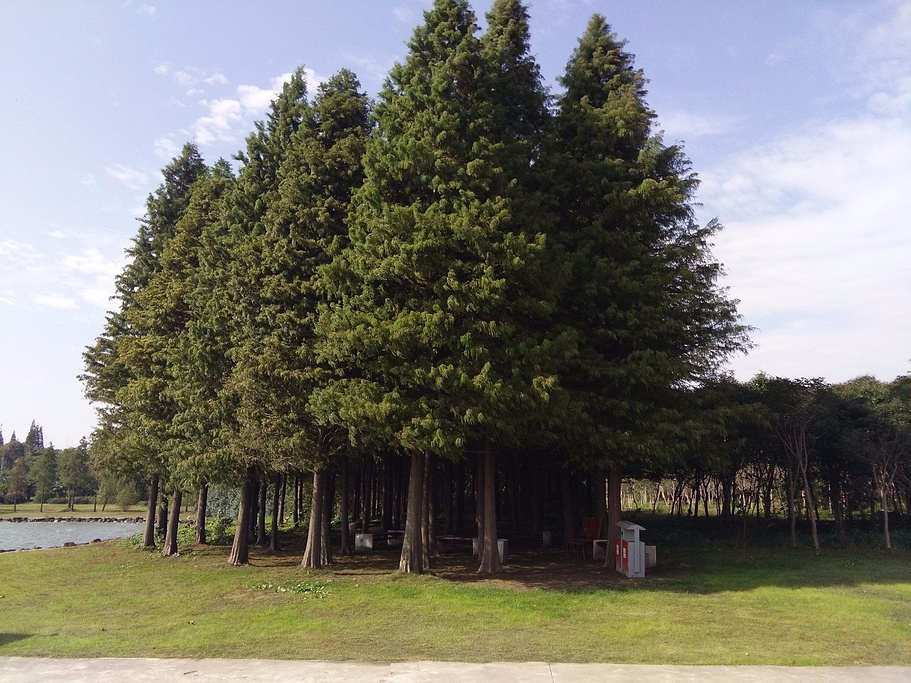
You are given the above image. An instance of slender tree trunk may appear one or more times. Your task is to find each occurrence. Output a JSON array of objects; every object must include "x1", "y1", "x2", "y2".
[
  {"x1": 879, "y1": 474, "x2": 892, "y2": 550},
  {"x1": 399, "y1": 451, "x2": 425, "y2": 573},
  {"x1": 322, "y1": 473, "x2": 334, "y2": 566},
  {"x1": 595, "y1": 468, "x2": 607, "y2": 538},
  {"x1": 292, "y1": 472, "x2": 301, "y2": 526},
  {"x1": 143, "y1": 474, "x2": 159, "y2": 548},
  {"x1": 340, "y1": 457, "x2": 351, "y2": 555},
  {"x1": 530, "y1": 456, "x2": 542, "y2": 539},
  {"x1": 560, "y1": 468, "x2": 575, "y2": 547},
  {"x1": 195, "y1": 483, "x2": 208, "y2": 545},
  {"x1": 163, "y1": 488, "x2": 183, "y2": 556},
  {"x1": 270, "y1": 474, "x2": 281, "y2": 551},
  {"x1": 383, "y1": 453, "x2": 394, "y2": 532},
  {"x1": 442, "y1": 459, "x2": 454, "y2": 536},
  {"x1": 607, "y1": 465, "x2": 622, "y2": 547},
  {"x1": 157, "y1": 493, "x2": 168, "y2": 538},
  {"x1": 229, "y1": 471, "x2": 255, "y2": 566},
  {"x1": 256, "y1": 477, "x2": 268, "y2": 546},
  {"x1": 278, "y1": 473, "x2": 286, "y2": 524},
  {"x1": 787, "y1": 461, "x2": 798, "y2": 547},
  {"x1": 301, "y1": 468, "x2": 325, "y2": 568},
  {"x1": 475, "y1": 451, "x2": 485, "y2": 551},
  {"x1": 721, "y1": 476, "x2": 733, "y2": 524},
  {"x1": 477, "y1": 440, "x2": 502, "y2": 574}
]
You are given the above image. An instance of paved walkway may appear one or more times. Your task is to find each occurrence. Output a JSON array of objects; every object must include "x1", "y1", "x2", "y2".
[{"x1": 1, "y1": 658, "x2": 909, "y2": 682}]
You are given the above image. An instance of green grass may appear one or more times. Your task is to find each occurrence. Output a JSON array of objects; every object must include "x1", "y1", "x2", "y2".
[
  {"x1": 2, "y1": 523, "x2": 911, "y2": 664},
  {"x1": 0, "y1": 501, "x2": 192, "y2": 520}
]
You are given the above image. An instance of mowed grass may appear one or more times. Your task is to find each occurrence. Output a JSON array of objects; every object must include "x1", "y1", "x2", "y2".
[
  {"x1": 2, "y1": 527, "x2": 911, "y2": 664},
  {"x1": 0, "y1": 502, "x2": 148, "y2": 519}
]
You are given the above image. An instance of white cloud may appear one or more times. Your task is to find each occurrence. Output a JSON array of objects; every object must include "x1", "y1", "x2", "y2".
[
  {"x1": 34, "y1": 294, "x2": 79, "y2": 310},
  {"x1": 0, "y1": 240, "x2": 40, "y2": 266},
  {"x1": 657, "y1": 111, "x2": 738, "y2": 140},
  {"x1": 153, "y1": 136, "x2": 181, "y2": 161},
  {"x1": 704, "y1": 3, "x2": 911, "y2": 383},
  {"x1": 105, "y1": 164, "x2": 150, "y2": 190},
  {"x1": 63, "y1": 248, "x2": 122, "y2": 279},
  {"x1": 191, "y1": 70, "x2": 322, "y2": 147},
  {"x1": 48, "y1": 231, "x2": 66, "y2": 239}
]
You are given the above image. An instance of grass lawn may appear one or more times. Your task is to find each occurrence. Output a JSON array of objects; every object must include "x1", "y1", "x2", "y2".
[
  {"x1": 0, "y1": 501, "x2": 186, "y2": 520},
  {"x1": 1, "y1": 518, "x2": 910, "y2": 664}
]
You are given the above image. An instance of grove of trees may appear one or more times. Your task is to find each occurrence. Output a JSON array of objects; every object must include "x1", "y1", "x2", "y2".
[{"x1": 72, "y1": 0, "x2": 909, "y2": 573}]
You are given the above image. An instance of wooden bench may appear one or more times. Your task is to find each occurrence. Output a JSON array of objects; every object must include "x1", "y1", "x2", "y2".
[{"x1": 437, "y1": 536, "x2": 474, "y2": 553}]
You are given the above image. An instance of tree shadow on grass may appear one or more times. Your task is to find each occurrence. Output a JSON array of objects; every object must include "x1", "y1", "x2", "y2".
[
  {"x1": 202, "y1": 518, "x2": 911, "y2": 595},
  {"x1": 0, "y1": 633, "x2": 32, "y2": 646}
]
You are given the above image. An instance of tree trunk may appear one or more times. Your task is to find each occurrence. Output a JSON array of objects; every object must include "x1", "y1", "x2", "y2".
[
  {"x1": 787, "y1": 462, "x2": 798, "y2": 548},
  {"x1": 880, "y1": 479, "x2": 892, "y2": 550},
  {"x1": 270, "y1": 474, "x2": 281, "y2": 551},
  {"x1": 322, "y1": 473, "x2": 334, "y2": 566},
  {"x1": 477, "y1": 441, "x2": 502, "y2": 574},
  {"x1": 157, "y1": 493, "x2": 168, "y2": 538},
  {"x1": 607, "y1": 465, "x2": 622, "y2": 547},
  {"x1": 475, "y1": 451, "x2": 485, "y2": 550},
  {"x1": 143, "y1": 474, "x2": 159, "y2": 548},
  {"x1": 721, "y1": 476, "x2": 733, "y2": 524},
  {"x1": 301, "y1": 468, "x2": 326, "y2": 568},
  {"x1": 229, "y1": 471, "x2": 255, "y2": 566},
  {"x1": 339, "y1": 457, "x2": 351, "y2": 555},
  {"x1": 195, "y1": 483, "x2": 208, "y2": 545},
  {"x1": 595, "y1": 468, "x2": 607, "y2": 539},
  {"x1": 560, "y1": 468, "x2": 575, "y2": 547},
  {"x1": 292, "y1": 472, "x2": 301, "y2": 526},
  {"x1": 383, "y1": 453, "x2": 394, "y2": 532},
  {"x1": 278, "y1": 473, "x2": 286, "y2": 524},
  {"x1": 399, "y1": 451, "x2": 425, "y2": 573},
  {"x1": 256, "y1": 477, "x2": 268, "y2": 546},
  {"x1": 799, "y1": 459, "x2": 819, "y2": 552},
  {"x1": 530, "y1": 456, "x2": 542, "y2": 539},
  {"x1": 163, "y1": 488, "x2": 182, "y2": 556}
]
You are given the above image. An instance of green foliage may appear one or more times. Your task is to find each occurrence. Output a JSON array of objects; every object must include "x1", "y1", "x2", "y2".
[
  {"x1": 205, "y1": 516, "x2": 234, "y2": 545},
  {"x1": 316, "y1": 0, "x2": 557, "y2": 458},
  {"x1": 547, "y1": 15, "x2": 748, "y2": 471}
]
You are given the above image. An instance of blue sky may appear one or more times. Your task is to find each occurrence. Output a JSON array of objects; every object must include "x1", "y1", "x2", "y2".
[{"x1": 1, "y1": 1, "x2": 909, "y2": 447}]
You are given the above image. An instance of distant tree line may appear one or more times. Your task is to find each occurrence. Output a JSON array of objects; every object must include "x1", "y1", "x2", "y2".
[
  {"x1": 0, "y1": 422, "x2": 99, "y2": 512},
  {"x1": 89, "y1": 0, "x2": 911, "y2": 574}
]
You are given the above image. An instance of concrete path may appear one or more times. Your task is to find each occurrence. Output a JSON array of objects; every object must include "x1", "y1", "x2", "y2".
[{"x1": 1, "y1": 658, "x2": 910, "y2": 682}]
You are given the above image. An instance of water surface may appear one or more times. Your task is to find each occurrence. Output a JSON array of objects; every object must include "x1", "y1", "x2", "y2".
[{"x1": 0, "y1": 520, "x2": 144, "y2": 551}]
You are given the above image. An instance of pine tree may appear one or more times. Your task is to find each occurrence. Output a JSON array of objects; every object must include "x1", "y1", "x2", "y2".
[
  {"x1": 248, "y1": 69, "x2": 370, "y2": 568},
  {"x1": 212, "y1": 69, "x2": 311, "y2": 566},
  {"x1": 550, "y1": 16, "x2": 748, "y2": 547},
  {"x1": 82, "y1": 143, "x2": 207, "y2": 541},
  {"x1": 316, "y1": 0, "x2": 553, "y2": 574}
]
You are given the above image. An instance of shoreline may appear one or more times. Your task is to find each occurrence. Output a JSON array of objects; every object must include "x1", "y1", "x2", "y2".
[{"x1": 0, "y1": 516, "x2": 146, "y2": 523}]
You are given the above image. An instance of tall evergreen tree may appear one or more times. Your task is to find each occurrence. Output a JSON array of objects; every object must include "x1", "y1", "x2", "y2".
[
  {"x1": 82, "y1": 143, "x2": 207, "y2": 544},
  {"x1": 316, "y1": 0, "x2": 554, "y2": 574},
  {"x1": 248, "y1": 69, "x2": 370, "y2": 568},
  {"x1": 215, "y1": 69, "x2": 311, "y2": 566},
  {"x1": 549, "y1": 16, "x2": 748, "y2": 549}
]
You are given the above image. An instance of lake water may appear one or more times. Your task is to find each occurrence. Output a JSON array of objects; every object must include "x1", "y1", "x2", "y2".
[{"x1": 0, "y1": 521, "x2": 144, "y2": 551}]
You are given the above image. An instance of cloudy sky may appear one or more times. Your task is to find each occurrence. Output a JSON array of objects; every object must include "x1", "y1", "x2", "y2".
[{"x1": 1, "y1": 1, "x2": 909, "y2": 447}]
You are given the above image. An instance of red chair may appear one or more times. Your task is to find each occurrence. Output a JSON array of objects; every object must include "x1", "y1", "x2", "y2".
[{"x1": 566, "y1": 517, "x2": 603, "y2": 559}]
